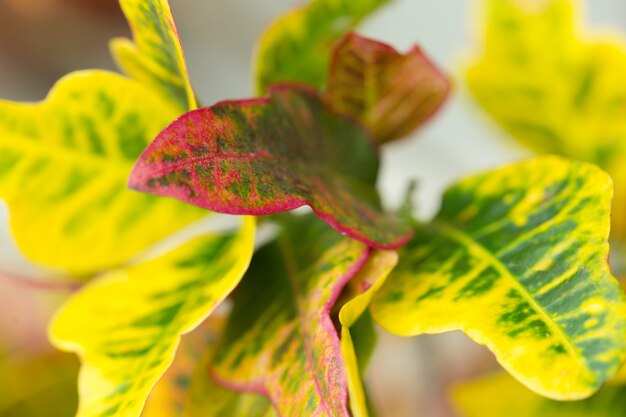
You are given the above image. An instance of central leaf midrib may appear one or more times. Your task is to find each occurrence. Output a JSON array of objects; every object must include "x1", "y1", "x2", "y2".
[
  {"x1": 151, "y1": 149, "x2": 376, "y2": 196},
  {"x1": 432, "y1": 218, "x2": 585, "y2": 369}
]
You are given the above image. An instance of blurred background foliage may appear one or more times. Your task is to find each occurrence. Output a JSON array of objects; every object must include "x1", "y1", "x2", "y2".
[{"x1": 1, "y1": 1, "x2": 625, "y2": 416}]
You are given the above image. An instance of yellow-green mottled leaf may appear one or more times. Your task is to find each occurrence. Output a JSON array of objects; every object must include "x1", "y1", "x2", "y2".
[
  {"x1": 111, "y1": 0, "x2": 196, "y2": 111},
  {"x1": 466, "y1": 0, "x2": 626, "y2": 240},
  {"x1": 0, "y1": 70, "x2": 206, "y2": 276},
  {"x1": 142, "y1": 316, "x2": 276, "y2": 417},
  {"x1": 186, "y1": 360, "x2": 276, "y2": 417},
  {"x1": 339, "y1": 250, "x2": 398, "y2": 417},
  {"x1": 141, "y1": 318, "x2": 223, "y2": 417},
  {"x1": 185, "y1": 352, "x2": 276, "y2": 417},
  {"x1": 254, "y1": 0, "x2": 393, "y2": 93},
  {"x1": 371, "y1": 156, "x2": 626, "y2": 400},
  {"x1": 212, "y1": 214, "x2": 370, "y2": 417},
  {"x1": 454, "y1": 372, "x2": 626, "y2": 417},
  {"x1": 49, "y1": 218, "x2": 255, "y2": 417}
]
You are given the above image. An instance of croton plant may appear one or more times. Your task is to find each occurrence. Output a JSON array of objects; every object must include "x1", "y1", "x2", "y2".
[{"x1": 1, "y1": 0, "x2": 626, "y2": 416}]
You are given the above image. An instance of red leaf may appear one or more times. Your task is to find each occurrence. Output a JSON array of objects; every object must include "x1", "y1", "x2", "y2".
[
  {"x1": 129, "y1": 84, "x2": 412, "y2": 249},
  {"x1": 326, "y1": 32, "x2": 451, "y2": 144}
]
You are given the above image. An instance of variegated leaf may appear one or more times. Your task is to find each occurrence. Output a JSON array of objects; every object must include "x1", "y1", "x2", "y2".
[
  {"x1": 142, "y1": 316, "x2": 275, "y2": 417},
  {"x1": 454, "y1": 372, "x2": 626, "y2": 417},
  {"x1": 141, "y1": 318, "x2": 223, "y2": 417},
  {"x1": 48, "y1": 218, "x2": 255, "y2": 417},
  {"x1": 129, "y1": 84, "x2": 412, "y2": 250},
  {"x1": 0, "y1": 71, "x2": 206, "y2": 276},
  {"x1": 111, "y1": 0, "x2": 197, "y2": 111},
  {"x1": 466, "y1": 0, "x2": 626, "y2": 240},
  {"x1": 211, "y1": 214, "x2": 370, "y2": 417},
  {"x1": 185, "y1": 346, "x2": 276, "y2": 417},
  {"x1": 371, "y1": 156, "x2": 626, "y2": 400},
  {"x1": 339, "y1": 250, "x2": 398, "y2": 417},
  {"x1": 181, "y1": 254, "x2": 394, "y2": 417},
  {"x1": 185, "y1": 357, "x2": 276, "y2": 417},
  {"x1": 254, "y1": 0, "x2": 392, "y2": 93},
  {"x1": 327, "y1": 32, "x2": 451, "y2": 144}
]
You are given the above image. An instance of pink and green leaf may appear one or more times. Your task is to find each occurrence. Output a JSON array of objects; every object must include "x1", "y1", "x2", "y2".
[
  {"x1": 111, "y1": 0, "x2": 197, "y2": 111},
  {"x1": 210, "y1": 214, "x2": 370, "y2": 417},
  {"x1": 326, "y1": 32, "x2": 451, "y2": 144},
  {"x1": 129, "y1": 84, "x2": 412, "y2": 249}
]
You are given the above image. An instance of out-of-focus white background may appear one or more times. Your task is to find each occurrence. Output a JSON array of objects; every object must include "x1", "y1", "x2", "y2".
[{"x1": 0, "y1": 1, "x2": 624, "y2": 416}]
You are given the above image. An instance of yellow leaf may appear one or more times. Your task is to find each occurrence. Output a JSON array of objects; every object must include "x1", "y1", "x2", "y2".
[
  {"x1": 454, "y1": 371, "x2": 626, "y2": 417},
  {"x1": 339, "y1": 250, "x2": 398, "y2": 417},
  {"x1": 48, "y1": 217, "x2": 255, "y2": 417},
  {"x1": 371, "y1": 156, "x2": 626, "y2": 400},
  {"x1": 466, "y1": 0, "x2": 626, "y2": 240},
  {"x1": 111, "y1": 0, "x2": 197, "y2": 111},
  {"x1": 0, "y1": 71, "x2": 206, "y2": 276}
]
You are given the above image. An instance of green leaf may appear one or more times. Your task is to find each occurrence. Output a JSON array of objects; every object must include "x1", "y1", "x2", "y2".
[
  {"x1": 111, "y1": 0, "x2": 197, "y2": 111},
  {"x1": 465, "y1": 0, "x2": 626, "y2": 240},
  {"x1": 211, "y1": 214, "x2": 370, "y2": 417},
  {"x1": 454, "y1": 372, "x2": 626, "y2": 417},
  {"x1": 0, "y1": 71, "x2": 205, "y2": 276},
  {"x1": 327, "y1": 32, "x2": 451, "y2": 144},
  {"x1": 129, "y1": 84, "x2": 412, "y2": 250},
  {"x1": 254, "y1": 0, "x2": 393, "y2": 93},
  {"x1": 370, "y1": 156, "x2": 626, "y2": 400},
  {"x1": 48, "y1": 218, "x2": 255, "y2": 417}
]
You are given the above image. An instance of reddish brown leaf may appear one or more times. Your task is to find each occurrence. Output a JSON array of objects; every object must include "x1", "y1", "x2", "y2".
[{"x1": 327, "y1": 32, "x2": 451, "y2": 144}]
